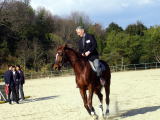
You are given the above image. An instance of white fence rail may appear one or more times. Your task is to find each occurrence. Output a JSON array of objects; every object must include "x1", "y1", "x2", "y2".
[
  {"x1": 24, "y1": 69, "x2": 74, "y2": 80},
  {"x1": 110, "y1": 62, "x2": 160, "y2": 72},
  {"x1": 0, "y1": 62, "x2": 160, "y2": 81}
]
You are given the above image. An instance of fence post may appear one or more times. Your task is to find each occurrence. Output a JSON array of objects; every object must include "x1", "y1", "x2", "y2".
[
  {"x1": 41, "y1": 72, "x2": 42, "y2": 78},
  {"x1": 30, "y1": 73, "x2": 32, "y2": 79},
  {"x1": 134, "y1": 64, "x2": 136, "y2": 70},
  {"x1": 113, "y1": 66, "x2": 115, "y2": 72},
  {"x1": 50, "y1": 71, "x2": 52, "y2": 77},
  {"x1": 145, "y1": 63, "x2": 147, "y2": 69},
  {"x1": 121, "y1": 65, "x2": 123, "y2": 71},
  {"x1": 156, "y1": 62, "x2": 157, "y2": 69}
]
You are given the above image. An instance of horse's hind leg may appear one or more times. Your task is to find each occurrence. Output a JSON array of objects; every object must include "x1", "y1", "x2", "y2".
[
  {"x1": 104, "y1": 84, "x2": 110, "y2": 116},
  {"x1": 94, "y1": 88, "x2": 104, "y2": 116},
  {"x1": 79, "y1": 89, "x2": 91, "y2": 115}
]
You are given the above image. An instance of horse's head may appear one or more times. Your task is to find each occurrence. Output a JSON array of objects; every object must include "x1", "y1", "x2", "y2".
[{"x1": 53, "y1": 45, "x2": 67, "y2": 70}]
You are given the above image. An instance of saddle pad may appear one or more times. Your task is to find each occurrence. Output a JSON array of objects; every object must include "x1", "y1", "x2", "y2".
[{"x1": 89, "y1": 61, "x2": 106, "y2": 72}]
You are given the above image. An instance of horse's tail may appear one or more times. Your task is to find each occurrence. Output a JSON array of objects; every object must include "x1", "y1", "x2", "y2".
[{"x1": 100, "y1": 60, "x2": 111, "y2": 113}]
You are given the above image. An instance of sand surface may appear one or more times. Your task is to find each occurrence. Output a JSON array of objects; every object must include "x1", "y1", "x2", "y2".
[{"x1": 0, "y1": 69, "x2": 160, "y2": 120}]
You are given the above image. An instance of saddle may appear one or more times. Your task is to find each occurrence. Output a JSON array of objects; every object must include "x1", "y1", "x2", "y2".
[{"x1": 89, "y1": 60, "x2": 106, "y2": 72}]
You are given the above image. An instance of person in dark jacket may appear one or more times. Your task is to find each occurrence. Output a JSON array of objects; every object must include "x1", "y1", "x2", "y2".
[
  {"x1": 4, "y1": 65, "x2": 19, "y2": 104},
  {"x1": 16, "y1": 65, "x2": 25, "y2": 100},
  {"x1": 76, "y1": 26, "x2": 105, "y2": 85},
  {"x1": 12, "y1": 66, "x2": 20, "y2": 101}
]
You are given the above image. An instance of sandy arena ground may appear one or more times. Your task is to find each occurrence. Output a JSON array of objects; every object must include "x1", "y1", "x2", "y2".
[{"x1": 0, "y1": 69, "x2": 160, "y2": 120}]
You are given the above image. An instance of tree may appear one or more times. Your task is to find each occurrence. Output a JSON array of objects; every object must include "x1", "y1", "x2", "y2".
[
  {"x1": 69, "y1": 11, "x2": 91, "y2": 28},
  {"x1": 106, "y1": 22, "x2": 123, "y2": 33},
  {"x1": 142, "y1": 26, "x2": 160, "y2": 63},
  {"x1": 125, "y1": 21, "x2": 147, "y2": 36},
  {"x1": 102, "y1": 31, "x2": 130, "y2": 65}
]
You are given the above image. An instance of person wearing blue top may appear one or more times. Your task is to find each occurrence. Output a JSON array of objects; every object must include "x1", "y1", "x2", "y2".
[
  {"x1": 4, "y1": 65, "x2": 19, "y2": 104},
  {"x1": 16, "y1": 65, "x2": 25, "y2": 100}
]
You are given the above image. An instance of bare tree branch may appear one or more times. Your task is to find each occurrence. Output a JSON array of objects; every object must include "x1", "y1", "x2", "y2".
[{"x1": 0, "y1": 0, "x2": 6, "y2": 14}]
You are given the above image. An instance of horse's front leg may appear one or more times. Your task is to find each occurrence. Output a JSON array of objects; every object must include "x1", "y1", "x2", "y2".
[
  {"x1": 88, "y1": 86, "x2": 98, "y2": 120},
  {"x1": 79, "y1": 88, "x2": 91, "y2": 115}
]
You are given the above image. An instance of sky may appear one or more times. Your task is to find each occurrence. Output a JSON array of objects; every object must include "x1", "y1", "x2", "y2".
[{"x1": 30, "y1": 0, "x2": 160, "y2": 28}]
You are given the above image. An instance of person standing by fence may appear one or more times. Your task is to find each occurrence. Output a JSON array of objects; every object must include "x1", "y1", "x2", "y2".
[
  {"x1": 4, "y1": 65, "x2": 19, "y2": 104},
  {"x1": 12, "y1": 66, "x2": 20, "y2": 101},
  {"x1": 16, "y1": 65, "x2": 25, "y2": 100}
]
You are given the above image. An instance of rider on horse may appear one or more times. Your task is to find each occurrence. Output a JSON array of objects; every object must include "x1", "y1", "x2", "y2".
[{"x1": 76, "y1": 26, "x2": 105, "y2": 85}]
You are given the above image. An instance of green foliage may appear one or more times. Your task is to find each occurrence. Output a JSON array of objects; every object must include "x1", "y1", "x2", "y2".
[
  {"x1": 106, "y1": 22, "x2": 123, "y2": 33},
  {"x1": 102, "y1": 31, "x2": 130, "y2": 65},
  {"x1": 125, "y1": 21, "x2": 147, "y2": 36},
  {"x1": 141, "y1": 26, "x2": 160, "y2": 62},
  {"x1": 48, "y1": 33, "x2": 64, "y2": 46},
  {"x1": 102, "y1": 22, "x2": 159, "y2": 66}
]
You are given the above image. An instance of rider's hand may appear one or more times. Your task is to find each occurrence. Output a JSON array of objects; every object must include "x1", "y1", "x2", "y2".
[{"x1": 85, "y1": 51, "x2": 91, "y2": 56}]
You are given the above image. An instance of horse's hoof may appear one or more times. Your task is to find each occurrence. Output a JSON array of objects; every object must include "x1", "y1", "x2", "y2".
[
  {"x1": 104, "y1": 110, "x2": 109, "y2": 118},
  {"x1": 98, "y1": 105, "x2": 104, "y2": 117},
  {"x1": 99, "y1": 115, "x2": 106, "y2": 120},
  {"x1": 91, "y1": 114, "x2": 98, "y2": 120},
  {"x1": 105, "y1": 109, "x2": 109, "y2": 115}
]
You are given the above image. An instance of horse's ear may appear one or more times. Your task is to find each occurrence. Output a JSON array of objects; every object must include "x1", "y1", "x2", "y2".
[
  {"x1": 63, "y1": 44, "x2": 69, "y2": 50},
  {"x1": 64, "y1": 44, "x2": 68, "y2": 48},
  {"x1": 63, "y1": 43, "x2": 72, "y2": 50}
]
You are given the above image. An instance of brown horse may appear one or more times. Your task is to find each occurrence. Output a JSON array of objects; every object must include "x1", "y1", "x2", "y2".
[{"x1": 53, "y1": 45, "x2": 111, "y2": 119}]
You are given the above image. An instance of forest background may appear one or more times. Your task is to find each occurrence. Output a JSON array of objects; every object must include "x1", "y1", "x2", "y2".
[{"x1": 0, "y1": 0, "x2": 160, "y2": 74}]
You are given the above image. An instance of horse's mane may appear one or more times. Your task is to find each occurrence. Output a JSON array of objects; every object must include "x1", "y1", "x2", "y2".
[{"x1": 64, "y1": 47, "x2": 87, "y2": 61}]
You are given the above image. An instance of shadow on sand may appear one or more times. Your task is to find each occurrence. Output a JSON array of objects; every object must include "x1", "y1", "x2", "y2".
[
  {"x1": 20, "y1": 95, "x2": 59, "y2": 104},
  {"x1": 121, "y1": 105, "x2": 160, "y2": 118}
]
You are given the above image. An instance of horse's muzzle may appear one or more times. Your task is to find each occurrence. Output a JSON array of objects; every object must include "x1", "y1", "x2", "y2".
[{"x1": 53, "y1": 64, "x2": 61, "y2": 70}]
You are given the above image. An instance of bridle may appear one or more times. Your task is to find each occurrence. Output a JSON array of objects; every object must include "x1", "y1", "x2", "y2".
[{"x1": 55, "y1": 50, "x2": 66, "y2": 66}]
